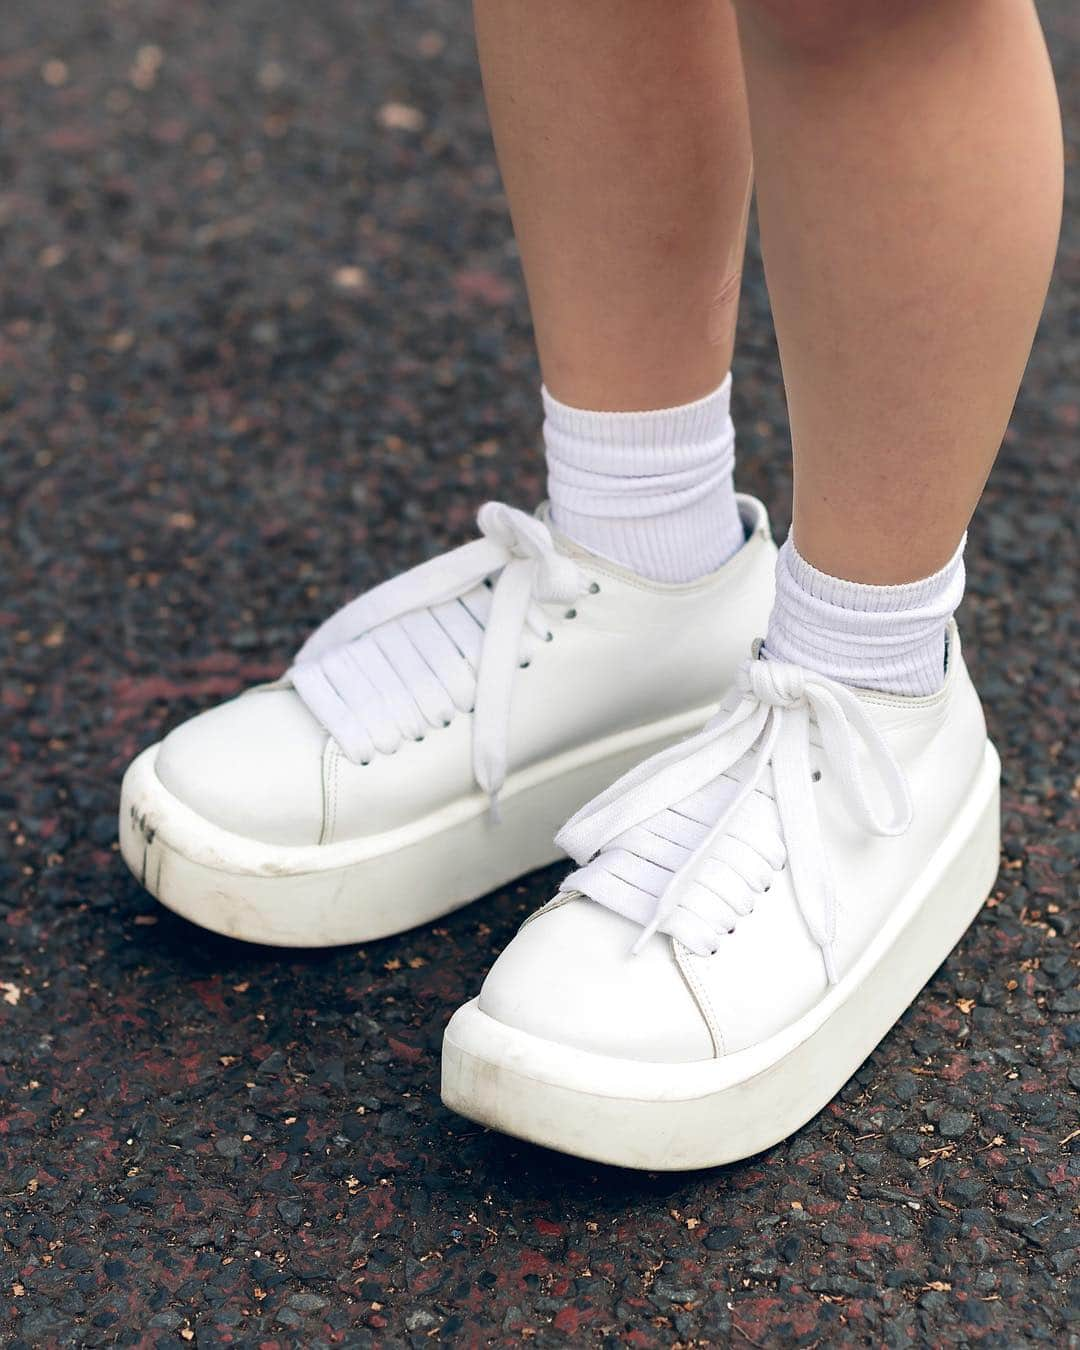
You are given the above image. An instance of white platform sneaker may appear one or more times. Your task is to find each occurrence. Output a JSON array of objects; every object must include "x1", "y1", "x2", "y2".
[
  {"x1": 442, "y1": 623, "x2": 1001, "y2": 1170},
  {"x1": 119, "y1": 498, "x2": 775, "y2": 946}
]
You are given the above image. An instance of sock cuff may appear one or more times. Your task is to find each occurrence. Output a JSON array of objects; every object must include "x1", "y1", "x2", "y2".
[
  {"x1": 542, "y1": 374, "x2": 733, "y2": 468},
  {"x1": 764, "y1": 533, "x2": 967, "y2": 696},
  {"x1": 781, "y1": 534, "x2": 966, "y2": 618},
  {"x1": 542, "y1": 373, "x2": 744, "y2": 582}
]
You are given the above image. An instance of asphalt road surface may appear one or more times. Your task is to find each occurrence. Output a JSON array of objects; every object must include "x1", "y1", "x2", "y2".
[{"x1": 1, "y1": 1, "x2": 1077, "y2": 1344}]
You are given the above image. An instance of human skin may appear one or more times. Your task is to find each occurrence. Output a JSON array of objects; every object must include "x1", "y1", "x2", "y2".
[
  {"x1": 473, "y1": 0, "x2": 753, "y2": 412},
  {"x1": 474, "y1": 0, "x2": 1062, "y2": 586},
  {"x1": 731, "y1": 0, "x2": 1063, "y2": 581}
]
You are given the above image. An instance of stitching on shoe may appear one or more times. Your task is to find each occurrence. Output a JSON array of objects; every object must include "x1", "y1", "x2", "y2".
[
  {"x1": 330, "y1": 748, "x2": 341, "y2": 844},
  {"x1": 674, "y1": 942, "x2": 726, "y2": 1058},
  {"x1": 852, "y1": 620, "x2": 962, "y2": 709},
  {"x1": 546, "y1": 495, "x2": 770, "y2": 586},
  {"x1": 521, "y1": 890, "x2": 575, "y2": 931},
  {"x1": 574, "y1": 527, "x2": 766, "y2": 598},
  {"x1": 321, "y1": 742, "x2": 340, "y2": 846}
]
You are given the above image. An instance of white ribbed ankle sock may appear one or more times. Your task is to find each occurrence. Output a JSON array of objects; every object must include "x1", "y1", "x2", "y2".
[
  {"x1": 543, "y1": 375, "x2": 745, "y2": 584},
  {"x1": 763, "y1": 535, "x2": 967, "y2": 697}
]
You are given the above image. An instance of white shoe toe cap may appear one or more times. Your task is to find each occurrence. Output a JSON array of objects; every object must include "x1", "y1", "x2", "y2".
[
  {"x1": 155, "y1": 687, "x2": 328, "y2": 845},
  {"x1": 478, "y1": 896, "x2": 715, "y2": 1064}
]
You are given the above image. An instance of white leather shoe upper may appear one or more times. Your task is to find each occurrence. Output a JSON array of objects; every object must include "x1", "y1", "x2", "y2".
[
  {"x1": 154, "y1": 686, "x2": 327, "y2": 846},
  {"x1": 477, "y1": 899, "x2": 716, "y2": 1063},
  {"x1": 153, "y1": 497, "x2": 776, "y2": 846},
  {"x1": 476, "y1": 625, "x2": 990, "y2": 1064}
]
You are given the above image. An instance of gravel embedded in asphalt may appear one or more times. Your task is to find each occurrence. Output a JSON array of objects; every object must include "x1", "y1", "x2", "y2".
[{"x1": 1, "y1": 1, "x2": 1077, "y2": 1344}]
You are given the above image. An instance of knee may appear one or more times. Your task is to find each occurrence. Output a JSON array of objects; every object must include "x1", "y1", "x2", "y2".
[{"x1": 735, "y1": 0, "x2": 939, "y2": 59}]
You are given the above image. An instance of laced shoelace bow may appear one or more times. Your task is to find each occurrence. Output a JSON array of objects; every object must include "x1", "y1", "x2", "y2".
[
  {"x1": 555, "y1": 657, "x2": 913, "y2": 982},
  {"x1": 289, "y1": 502, "x2": 584, "y2": 813}
]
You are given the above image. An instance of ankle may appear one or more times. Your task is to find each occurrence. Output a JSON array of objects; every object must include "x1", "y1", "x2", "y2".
[
  {"x1": 763, "y1": 533, "x2": 966, "y2": 697},
  {"x1": 544, "y1": 375, "x2": 745, "y2": 583}
]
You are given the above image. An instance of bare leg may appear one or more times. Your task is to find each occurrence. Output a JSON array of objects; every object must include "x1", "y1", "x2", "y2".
[
  {"x1": 734, "y1": 0, "x2": 1063, "y2": 583},
  {"x1": 473, "y1": 0, "x2": 753, "y2": 411}
]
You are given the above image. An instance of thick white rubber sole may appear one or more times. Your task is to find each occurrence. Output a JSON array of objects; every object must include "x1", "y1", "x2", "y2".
[
  {"x1": 441, "y1": 742, "x2": 1001, "y2": 1171},
  {"x1": 117, "y1": 703, "x2": 714, "y2": 947}
]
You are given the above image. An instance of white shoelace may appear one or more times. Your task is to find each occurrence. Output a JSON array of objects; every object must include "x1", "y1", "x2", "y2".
[
  {"x1": 556, "y1": 658, "x2": 914, "y2": 981},
  {"x1": 289, "y1": 503, "x2": 585, "y2": 810}
]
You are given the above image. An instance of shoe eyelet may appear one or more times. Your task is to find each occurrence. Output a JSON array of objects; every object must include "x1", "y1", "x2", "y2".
[
  {"x1": 442, "y1": 720, "x2": 452, "y2": 728},
  {"x1": 565, "y1": 608, "x2": 577, "y2": 620},
  {"x1": 588, "y1": 582, "x2": 600, "y2": 595},
  {"x1": 360, "y1": 760, "x2": 371, "y2": 767},
  {"x1": 544, "y1": 632, "x2": 554, "y2": 642},
  {"x1": 811, "y1": 770, "x2": 822, "y2": 782},
  {"x1": 519, "y1": 660, "x2": 531, "y2": 669},
  {"x1": 415, "y1": 736, "x2": 425, "y2": 743}
]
